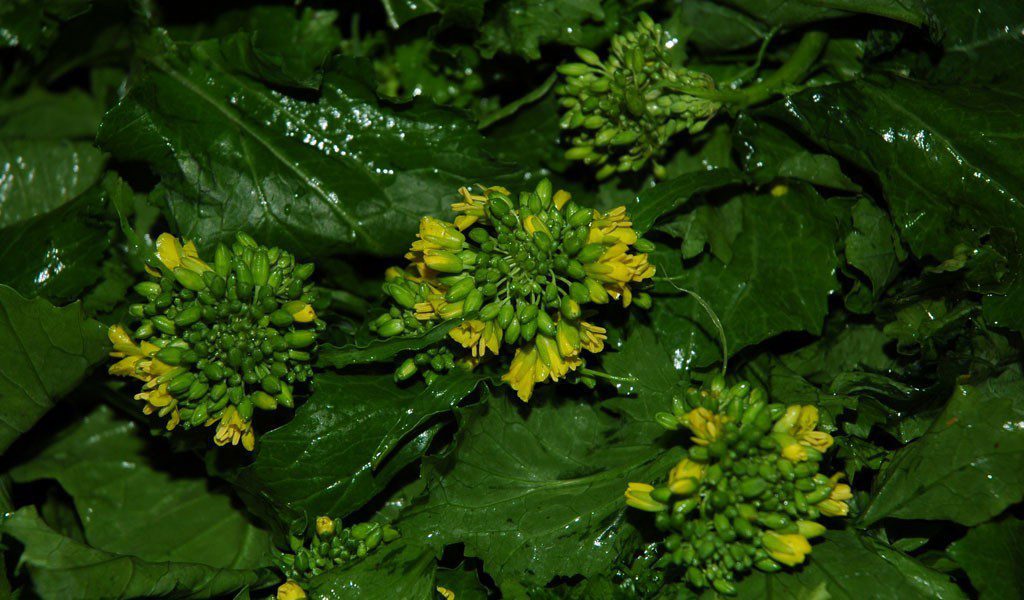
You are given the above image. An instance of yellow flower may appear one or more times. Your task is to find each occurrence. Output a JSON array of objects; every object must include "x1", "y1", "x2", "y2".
[
  {"x1": 579, "y1": 321, "x2": 607, "y2": 353},
  {"x1": 774, "y1": 405, "x2": 834, "y2": 452},
  {"x1": 285, "y1": 301, "x2": 317, "y2": 323},
  {"x1": 277, "y1": 580, "x2": 307, "y2": 600},
  {"x1": 818, "y1": 475, "x2": 853, "y2": 517},
  {"x1": 582, "y1": 243, "x2": 655, "y2": 306},
  {"x1": 411, "y1": 216, "x2": 465, "y2": 253},
  {"x1": 552, "y1": 189, "x2": 571, "y2": 210},
  {"x1": 451, "y1": 185, "x2": 509, "y2": 230},
  {"x1": 684, "y1": 408, "x2": 727, "y2": 446},
  {"x1": 667, "y1": 458, "x2": 705, "y2": 495},
  {"x1": 437, "y1": 586, "x2": 456, "y2": 600},
  {"x1": 587, "y1": 206, "x2": 638, "y2": 245},
  {"x1": 316, "y1": 516, "x2": 335, "y2": 536},
  {"x1": 780, "y1": 440, "x2": 809, "y2": 462},
  {"x1": 208, "y1": 406, "x2": 256, "y2": 451},
  {"x1": 153, "y1": 233, "x2": 209, "y2": 272},
  {"x1": 502, "y1": 339, "x2": 581, "y2": 402},
  {"x1": 449, "y1": 319, "x2": 503, "y2": 357},
  {"x1": 762, "y1": 531, "x2": 812, "y2": 567},
  {"x1": 624, "y1": 482, "x2": 668, "y2": 512},
  {"x1": 134, "y1": 385, "x2": 181, "y2": 431},
  {"x1": 523, "y1": 215, "x2": 550, "y2": 237},
  {"x1": 414, "y1": 291, "x2": 450, "y2": 321}
]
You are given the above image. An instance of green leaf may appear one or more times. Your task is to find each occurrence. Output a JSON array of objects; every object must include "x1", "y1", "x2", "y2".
[
  {"x1": 203, "y1": 6, "x2": 342, "y2": 89},
  {"x1": 0, "y1": 285, "x2": 107, "y2": 454},
  {"x1": 650, "y1": 184, "x2": 841, "y2": 367},
  {"x1": 224, "y1": 370, "x2": 484, "y2": 530},
  {"x1": 0, "y1": 181, "x2": 114, "y2": 303},
  {"x1": 863, "y1": 367, "x2": 1024, "y2": 526},
  {"x1": 10, "y1": 405, "x2": 275, "y2": 569},
  {"x1": 0, "y1": 139, "x2": 106, "y2": 228},
  {"x1": 948, "y1": 517, "x2": 1024, "y2": 600},
  {"x1": 844, "y1": 196, "x2": 906, "y2": 295},
  {"x1": 926, "y1": 1, "x2": 1024, "y2": 84},
  {"x1": 731, "y1": 529, "x2": 963, "y2": 599},
  {"x1": 305, "y1": 541, "x2": 436, "y2": 600},
  {"x1": 629, "y1": 168, "x2": 745, "y2": 235},
  {"x1": 0, "y1": 88, "x2": 104, "y2": 139},
  {"x1": 478, "y1": 0, "x2": 605, "y2": 60},
  {"x1": 718, "y1": 0, "x2": 924, "y2": 27},
  {"x1": 318, "y1": 321, "x2": 461, "y2": 370},
  {"x1": 1, "y1": 507, "x2": 275, "y2": 600},
  {"x1": 96, "y1": 31, "x2": 521, "y2": 259},
  {"x1": 402, "y1": 373, "x2": 681, "y2": 588},
  {"x1": 734, "y1": 114, "x2": 860, "y2": 192},
  {"x1": 765, "y1": 76, "x2": 1024, "y2": 258}
]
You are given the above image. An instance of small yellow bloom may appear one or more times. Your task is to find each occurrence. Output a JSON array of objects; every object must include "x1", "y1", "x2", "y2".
[
  {"x1": 523, "y1": 215, "x2": 550, "y2": 237},
  {"x1": 587, "y1": 206, "x2": 638, "y2": 245},
  {"x1": 552, "y1": 189, "x2": 571, "y2": 210},
  {"x1": 555, "y1": 320, "x2": 581, "y2": 358},
  {"x1": 684, "y1": 408, "x2": 727, "y2": 446},
  {"x1": 781, "y1": 442, "x2": 809, "y2": 462},
  {"x1": 762, "y1": 531, "x2": 812, "y2": 567},
  {"x1": 316, "y1": 516, "x2": 335, "y2": 537},
  {"x1": 818, "y1": 475, "x2": 853, "y2": 517},
  {"x1": 667, "y1": 458, "x2": 705, "y2": 495},
  {"x1": 277, "y1": 580, "x2": 306, "y2": 600},
  {"x1": 624, "y1": 482, "x2": 668, "y2": 512},
  {"x1": 208, "y1": 406, "x2": 256, "y2": 451},
  {"x1": 579, "y1": 321, "x2": 607, "y2": 353},
  {"x1": 285, "y1": 302, "x2": 317, "y2": 323},
  {"x1": 451, "y1": 185, "x2": 509, "y2": 230},
  {"x1": 154, "y1": 233, "x2": 208, "y2": 272},
  {"x1": 774, "y1": 405, "x2": 834, "y2": 452},
  {"x1": 582, "y1": 243, "x2": 655, "y2": 306},
  {"x1": 502, "y1": 340, "x2": 581, "y2": 402},
  {"x1": 411, "y1": 216, "x2": 465, "y2": 253},
  {"x1": 437, "y1": 586, "x2": 456, "y2": 600},
  {"x1": 449, "y1": 319, "x2": 502, "y2": 357}
]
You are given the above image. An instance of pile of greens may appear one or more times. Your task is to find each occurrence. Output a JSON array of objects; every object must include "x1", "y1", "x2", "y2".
[{"x1": 1, "y1": 1, "x2": 1022, "y2": 598}]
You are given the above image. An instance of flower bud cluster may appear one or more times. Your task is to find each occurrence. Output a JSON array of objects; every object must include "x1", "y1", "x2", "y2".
[
  {"x1": 625, "y1": 376, "x2": 850, "y2": 594},
  {"x1": 107, "y1": 233, "x2": 322, "y2": 450},
  {"x1": 279, "y1": 516, "x2": 400, "y2": 582},
  {"x1": 557, "y1": 13, "x2": 720, "y2": 179},
  {"x1": 374, "y1": 180, "x2": 655, "y2": 401}
]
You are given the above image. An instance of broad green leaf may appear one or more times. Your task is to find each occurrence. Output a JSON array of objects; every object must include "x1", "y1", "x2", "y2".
[
  {"x1": 656, "y1": 196, "x2": 744, "y2": 262},
  {"x1": 765, "y1": 76, "x2": 1024, "y2": 258},
  {"x1": 649, "y1": 183, "x2": 841, "y2": 368},
  {"x1": 629, "y1": 168, "x2": 744, "y2": 235},
  {"x1": 0, "y1": 139, "x2": 106, "y2": 228},
  {"x1": 0, "y1": 88, "x2": 104, "y2": 139},
  {"x1": 0, "y1": 285, "x2": 107, "y2": 454},
  {"x1": 478, "y1": 0, "x2": 605, "y2": 60},
  {"x1": 10, "y1": 405, "x2": 275, "y2": 569},
  {"x1": 224, "y1": 370, "x2": 484, "y2": 531},
  {"x1": 719, "y1": 0, "x2": 924, "y2": 26},
  {"x1": 731, "y1": 529, "x2": 963, "y2": 599},
  {"x1": 318, "y1": 321, "x2": 461, "y2": 370},
  {"x1": 948, "y1": 517, "x2": 1024, "y2": 600},
  {"x1": 863, "y1": 367, "x2": 1024, "y2": 526},
  {"x1": 200, "y1": 6, "x2": 342, "y2": 89},
  {"x1": 1, "y1": 507, "x2": 275, "y2": 600},
  {"x1": 434, "y1": 564, "x2": 489, "y2": 600},
  {"x1": 305, "y1": 541, "x2": 436, "y2": 600},
  {"x1": 0, "y1": 182, "x2": 114, "y2": 303},
  {"x1": 734, "y1": 114, "x2": 859, "y2": 192},
  {"x1": 926, "y1": 1, "x2": 1024, "y2": 84},
  {"x1": 845, "y1": 196, "x2": 906, "y2": 295},
  {"x1": 666, "y1": 0, "x2": 768, "y2": 53},
  {"x1": 403, "y1": 373, "x2": 682, "y2": 588},
  {"x1": 97, "y1": 31, "x2": 521, "y2": 259}
]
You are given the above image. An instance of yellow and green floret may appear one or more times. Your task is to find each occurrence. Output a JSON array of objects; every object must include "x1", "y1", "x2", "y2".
[
  {"x1": 625, "y1": 377, "x2": 851, "y2": 594},
  {"x1": 370, "y1": 180, "x2": 655, "y2": 401},
  {"x1": 107, "y1": 232, "x2": 322, "y2": 451},
  {"x1": 557, "y1": 13, "x2": 720, "y2": 180}
]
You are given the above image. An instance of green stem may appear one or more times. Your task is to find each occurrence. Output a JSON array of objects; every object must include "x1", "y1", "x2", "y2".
[
  {"x1": 580, "y1": 367, "x2": 638, "y2": 385},
  {"x1": 666, "y1": 31, "x2": 828, "y2": 109}
]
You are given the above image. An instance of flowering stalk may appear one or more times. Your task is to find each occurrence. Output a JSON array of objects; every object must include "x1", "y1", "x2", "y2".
[
  {"x1": 107, "y1": 233, "x2": 322, "y2": 450},
  {"x1": 557, "y1": 14, "x2": 827, "y2": 179},
  {"x1": 373, "y1": 180, "x2": 655, "y2": 401},
  {"x1": 626, "y1": 376, "x2": 850, "y2": 594},
  {"x1": 278, "y1": 516, "x2": 399, "y2": 586}
]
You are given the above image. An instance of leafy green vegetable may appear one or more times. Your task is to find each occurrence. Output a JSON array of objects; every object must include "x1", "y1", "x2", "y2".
[
  {"x1": 0, "y1": 285, "x2": 106, "y2": 453},
  {"x1": 10, "y1": 405, "x2": 276, "y2": 569},
  {"x1": 949, "y1": 517, "x2": 1024, "y2": 599}
]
